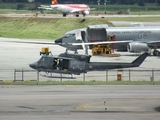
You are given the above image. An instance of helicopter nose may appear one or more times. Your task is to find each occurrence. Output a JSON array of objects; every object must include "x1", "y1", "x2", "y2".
[
  {"x1": 55, "y1": 37, "x2": 63, "y2": 44},
  {"x1": 29, "y1": 62, "x2": 37, "y2": 69}
]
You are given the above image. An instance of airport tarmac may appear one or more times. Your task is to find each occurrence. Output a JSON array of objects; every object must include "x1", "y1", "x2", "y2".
[
  {"x1": 0, "y1": 85, "x2": 159, "y2": 120},
  {"x1": 0, "y1": 37, "x2": 160, "y2": 81}
]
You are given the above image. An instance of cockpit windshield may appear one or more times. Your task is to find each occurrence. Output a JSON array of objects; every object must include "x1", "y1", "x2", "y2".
[
  {"x1": 38, "y1": 56, "x2": 49, "y2": 65},
  {"x1": 64, "y1": 34, "x2": 75, "y2": 38}
]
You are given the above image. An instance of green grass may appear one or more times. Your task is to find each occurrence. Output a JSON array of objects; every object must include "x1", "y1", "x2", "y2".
[
  {"x1": 90, "y1": 4, "x2": 160, "y2": 15},
  {"x1": 1, "y1": 16, "x2": 160, "y2": 40},
  {"x1": 0, "y1": 3, "x2": 36, "y2": 10},
  {"x1": 91, "y1": 4, "x2": 160, "y2": 11},
  {"x1": 0, "y1": 9, "x2": 35, "y2": 14},
  {"x1": 0, "y1": 17, "x2": 114, "y2": 39},
  {"x1": 0, "y1": 81, "x2": 160, "y2": 85}
]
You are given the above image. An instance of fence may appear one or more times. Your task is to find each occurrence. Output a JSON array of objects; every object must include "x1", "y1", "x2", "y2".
[{"x1": 0, "y1": 69, "x2": 160, "y2": 82}]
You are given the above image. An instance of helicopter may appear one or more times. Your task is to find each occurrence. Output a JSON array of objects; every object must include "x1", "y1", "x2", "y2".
[{"x1": 29, "y1": 48, "x2": 148, "y2": 78}]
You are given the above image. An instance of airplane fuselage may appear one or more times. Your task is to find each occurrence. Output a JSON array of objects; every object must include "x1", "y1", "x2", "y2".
[
  {"x1": 102, "y1": 27, "x2": 159, "y2": 42},
  {"x1": 55, "y1": 25, "x2": 160, "y2": 55},
  {"x1": 50, "y1": 4, "x2": 90, "y2": 15},
  {"x1": 39, "y1": 0, "x2": 90, "y2": 17}
]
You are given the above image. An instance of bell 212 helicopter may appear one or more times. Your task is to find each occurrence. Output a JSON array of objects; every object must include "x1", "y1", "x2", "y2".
[{"x1": 29, "y1": 50, "x2": 148, "y2": 78}]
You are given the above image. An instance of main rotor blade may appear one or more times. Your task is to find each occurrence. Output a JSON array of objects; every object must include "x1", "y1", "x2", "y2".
[{"x1": 2, "y1": 40, "x2": 57, "y2": 45}]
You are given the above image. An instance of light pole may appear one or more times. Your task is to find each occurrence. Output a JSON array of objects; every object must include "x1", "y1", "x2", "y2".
[
  {"x1": 104, "y1": 0, "x2": 106, "y2": 12},
  {"x1": 104, "y1": 0, "x2": 110, "y2": 12},
  {"x1": 97, "y1": 0, "x2": 101, "y2": 11}
]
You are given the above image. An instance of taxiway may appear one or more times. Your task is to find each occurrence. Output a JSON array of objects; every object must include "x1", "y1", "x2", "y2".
[{"x1": 0, "y1": 85, "x2": 159, "y2": 120}]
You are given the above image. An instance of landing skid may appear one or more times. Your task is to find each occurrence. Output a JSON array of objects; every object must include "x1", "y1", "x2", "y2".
[{"x1": 40, "y1": 74, "x2": 76, "y2": 79}]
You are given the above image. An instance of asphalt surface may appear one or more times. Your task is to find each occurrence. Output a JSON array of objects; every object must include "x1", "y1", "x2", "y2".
[{"x1": 0, "y1": 85, "x2": 159, "y2": 120}]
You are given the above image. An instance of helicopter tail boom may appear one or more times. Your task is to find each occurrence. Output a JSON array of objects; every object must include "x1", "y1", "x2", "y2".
[
  {"x1": 131, "y1": 52, "x2": 149, "y2": 67},
  {"x1": 87, "y1": 52, "x2": 148, "y2": 71}
]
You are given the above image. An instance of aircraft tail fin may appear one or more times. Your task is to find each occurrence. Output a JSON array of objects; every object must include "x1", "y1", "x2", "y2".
[
  {"x1": 131, "y1": 52, "x2": 148, "y2": 67},
  {"x1": 52, "y1": 0, "x2": 58, "y2": 5}
]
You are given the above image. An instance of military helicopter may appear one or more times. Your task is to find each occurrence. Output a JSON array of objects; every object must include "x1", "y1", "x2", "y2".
[{"x1": 29, "y1": 48, "x2": 148, "y2": 78}]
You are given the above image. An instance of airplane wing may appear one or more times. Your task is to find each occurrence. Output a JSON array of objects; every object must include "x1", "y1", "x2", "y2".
[
  {"x1": 72, "y1": 40, "x2": 133, "y2": 46},
  {"x1": 147, "y1": 41, "x2": 160, "y2": 44},
  {"x1": 70, "y1": 8, "x2": 90, "y2": 14},
  {"x1": 147, "y1": 41, "x2": 160, "y2": 48},
  {"x1": 70, "y1": 9, "x2": 85, "y2": 13},
  {"x1": 43, "y1": 8, "x2": 54, "y2": 10},
  {"x1": 70, "y1": 8, "x2": 96, "y2": 13},
  {"x1": 90, "y1": 8, "x2": 96, "y2": 10},
  {"x1": 38, "y1": 5, "x2": 53, "y2": 10}
]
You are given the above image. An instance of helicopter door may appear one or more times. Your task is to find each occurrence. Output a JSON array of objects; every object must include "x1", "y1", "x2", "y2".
[{"x1": 61, "y1": 59, "x2": 69, "y2": 70}]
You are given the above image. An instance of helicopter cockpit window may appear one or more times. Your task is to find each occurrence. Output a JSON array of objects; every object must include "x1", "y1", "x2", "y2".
[
  {"x1": 64, "y1": 34, "x2": 75, "y2": 38},
  {"x1": 38, "y1": 56, "x2": 49, "y2": 65}
]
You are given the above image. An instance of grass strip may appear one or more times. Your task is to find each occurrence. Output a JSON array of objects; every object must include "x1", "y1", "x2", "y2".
[
  {"x1": 0, "y1": 81, "x2": 160, "y2": 85},
  {"x1": 1, "y1": 16, "x2": 160, "y2": 40},
  {"x1": 0, "y1": 17, "x2": 114, "y2": 39}
]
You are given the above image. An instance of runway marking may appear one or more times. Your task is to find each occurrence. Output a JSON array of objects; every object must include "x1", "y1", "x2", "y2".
[
  {"x1": 82, "y1": 106, "x2": 140, "y2": 109},
  {"x1": 76, "y1": 101, "x2": 140, "y2": 111}
]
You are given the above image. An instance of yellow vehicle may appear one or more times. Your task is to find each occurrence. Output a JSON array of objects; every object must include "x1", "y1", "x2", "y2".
[{"x1": 92, "y1": 44, "x2": 120, "y2": 57}]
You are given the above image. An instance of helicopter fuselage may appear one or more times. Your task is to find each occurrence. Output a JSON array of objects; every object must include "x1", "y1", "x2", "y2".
[{"x1": 29, "y1": 52, "x2": 148, "y2": 76}]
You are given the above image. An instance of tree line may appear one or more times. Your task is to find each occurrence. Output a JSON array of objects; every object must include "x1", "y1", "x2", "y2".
[{"x1": 0, "y1": 0, "x2": 160, "y2": 5}]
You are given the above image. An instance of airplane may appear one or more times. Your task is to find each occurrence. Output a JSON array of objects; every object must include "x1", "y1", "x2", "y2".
[
  {"x1": 38, "y1": 0, "x2": 91, "y2": 17},
  {"x1": 29, "y1": 51, "x2": 148, "y2": 78},
  {"x1": 55, "y1": 24, "x2": 160, "y2": 56}
]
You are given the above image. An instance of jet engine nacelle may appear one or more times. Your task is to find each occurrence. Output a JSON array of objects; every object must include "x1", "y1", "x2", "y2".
[
  {"x1": 127, "y1": 42, "x2": 149, "y2": 52},
  {"x1": 84, "y1": 10, "x2": 89, "y2": 15}
]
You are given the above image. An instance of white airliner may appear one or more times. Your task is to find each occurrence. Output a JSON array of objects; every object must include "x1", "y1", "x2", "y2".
[{"x1": 39, "y1": 0, "x2": 91, "y2": 17}]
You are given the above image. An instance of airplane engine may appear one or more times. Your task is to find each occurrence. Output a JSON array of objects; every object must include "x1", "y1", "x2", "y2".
[
  {"x1": 127, "y1": 42, "x2": 149, "y2": 53},
  {"x1": 84, "y1": 10, "x2": 89, "y2": 15}
]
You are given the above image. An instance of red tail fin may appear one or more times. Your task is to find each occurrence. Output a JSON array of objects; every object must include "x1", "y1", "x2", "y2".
[{"x1": 52, "y1": 0, "x2": 58, "y2": 5}]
